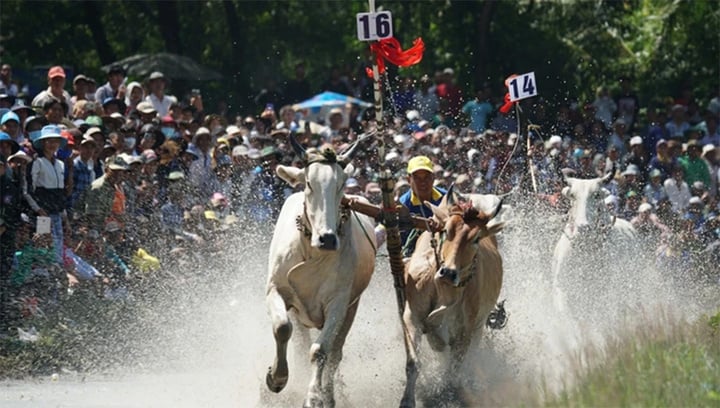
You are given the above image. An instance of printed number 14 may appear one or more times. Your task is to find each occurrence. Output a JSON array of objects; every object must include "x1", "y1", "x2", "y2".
[{"x1": 509, "y1": 75, "x2": 535, "y2": 98}]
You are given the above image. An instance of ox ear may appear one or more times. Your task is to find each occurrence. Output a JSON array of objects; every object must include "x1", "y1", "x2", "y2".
[
  {"x1": 276, "y1": 165, "x2": 305, "y2": 188},
  {"x1": 343, "y1": 163, "x2": 355, "y2": 177},
  {"x1": 476, "y1": 222, "x2": 505, "y2": 241},
  {"x1": 562, "y1": 186, "x2": 571, "y2": 198},
  {"x1": 426, "y1": 201, "x2": 449, "y2": 223}
]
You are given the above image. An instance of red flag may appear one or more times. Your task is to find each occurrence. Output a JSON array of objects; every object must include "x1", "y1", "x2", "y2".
[
  {"x1": 499, "y1": 74, "x2": 518, "y2": 115},
  {"x1": 366, "y1": 37, "x2": 425, "y2": 78}
]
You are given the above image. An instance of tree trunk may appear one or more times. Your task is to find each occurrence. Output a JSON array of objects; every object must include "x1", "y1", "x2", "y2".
[
  {"x1": 156, "y1": 0, "x2": 182, "y2": 54},
  {"x1": 474, "y1": 1, "x2": 497, "y2": 88},
  {"x1": 82, "y1": 1, "x2": 116, "y2": 65},
  {"x1": 222, "y1": 0, "x2": 250, "y2": 113}
]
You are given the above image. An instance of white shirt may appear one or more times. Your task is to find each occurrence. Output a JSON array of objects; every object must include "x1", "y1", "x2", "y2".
[
  {"x1": 146, "y1": 93, "x2": 177, "y2": 117},
  {"x1": 663, "y1": 178, "x2": 690, "y2": 214},
  {"x1": 31, "y1": 156, "x2": 65, "y2": 190}
]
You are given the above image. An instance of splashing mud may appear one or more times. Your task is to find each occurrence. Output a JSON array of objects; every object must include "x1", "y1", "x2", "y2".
[{"x1": 1, "y1": 200, "x2": 717, "y2": 407}]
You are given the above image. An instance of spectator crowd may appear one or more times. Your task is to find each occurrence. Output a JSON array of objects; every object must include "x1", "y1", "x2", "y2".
[{"x1": 0, "y1": 61, "x2": 719, "y2": 334}]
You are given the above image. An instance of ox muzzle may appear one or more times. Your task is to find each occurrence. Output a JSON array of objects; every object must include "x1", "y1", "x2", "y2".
[
  {"x1": 436, "y1": 266, "x2": 460, "y2": 287},
  {"x1": 311, "y1": 232, "x2": 339, "y2": 251}
]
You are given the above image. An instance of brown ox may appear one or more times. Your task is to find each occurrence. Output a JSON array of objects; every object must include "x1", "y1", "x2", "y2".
[{"x1": 400, "y1": 186, "x2": 504, "y2": 408}]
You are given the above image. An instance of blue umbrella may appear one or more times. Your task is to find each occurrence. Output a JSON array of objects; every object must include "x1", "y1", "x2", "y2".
[{"x1": 292, "y1": 92, "x2": 372, "y2": 110}]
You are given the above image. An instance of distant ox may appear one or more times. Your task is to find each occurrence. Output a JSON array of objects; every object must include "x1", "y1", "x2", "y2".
[
  {"x1": 400, "y1": 186, "x2": 504, "y2": 408},
  {"x1": 265, "y1": 137, "x2": 376, "y2": 408},
  {"x1": 551, "y1": 174, "x2": 637, "y2": 319}
]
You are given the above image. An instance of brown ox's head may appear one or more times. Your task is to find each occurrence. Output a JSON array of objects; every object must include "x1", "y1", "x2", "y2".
[{"x1": 426, "y1": 185, "x2": 504, "y2": 287}]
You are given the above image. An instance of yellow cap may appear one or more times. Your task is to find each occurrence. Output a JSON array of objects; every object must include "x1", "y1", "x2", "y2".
[{"x1": 407, "y1": 155, "x2": 434, "y2": 174}]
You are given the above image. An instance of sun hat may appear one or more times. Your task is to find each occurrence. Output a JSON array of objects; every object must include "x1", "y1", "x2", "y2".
[
  {"x1": 136, "y1": 101, "x2": 156, "y2": 114},
  {"x1": 345, "y1": 178, "x2": 360, "y2": 188},
  {"x1": 33, "y1": 125, "x2": 67, "y2": 150},
  {"x1": 407, "y1": 155, "x2": 434, "y2": 174},
  {"x1": 1, "y1": 111, "x2": 19, "y2": 125},
  {"x1": 7, "y1": 150, "x2": 32, "y2": 164},
  {"x1": 106, "y1": 155, "x2": 129, "y2": 171}
]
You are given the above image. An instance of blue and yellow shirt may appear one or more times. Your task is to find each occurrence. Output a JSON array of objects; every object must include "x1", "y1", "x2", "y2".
[{"x1": 398, "y1": 186, "x2": 446, "y2": 255}]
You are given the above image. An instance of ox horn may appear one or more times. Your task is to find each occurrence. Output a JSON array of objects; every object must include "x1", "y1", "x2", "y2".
[
  {"x1": 288, "y1": 131, "x2": 307, "y2": 161},
  {"x1": 338, "y1": 131, "x2": 373, "y2": 166},
  {"x1": 489, "y1": 198, "x2": 504, "y2": 220},
  {"x1": 445, "y1": 183, "x2": 456, "y2": 206}
]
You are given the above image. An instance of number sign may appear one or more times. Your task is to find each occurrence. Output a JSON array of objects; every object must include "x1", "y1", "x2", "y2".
[
  {"x1": 356, "y1": 11, "x2": 393, "y2": 41},
  {"x1": 507, "y1": 72, "x2": 538, "y2": 102}
]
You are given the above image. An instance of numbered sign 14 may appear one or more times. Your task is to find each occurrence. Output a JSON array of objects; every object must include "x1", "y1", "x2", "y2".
[
  {"x1": 356, "y1": 11, "x2": 393, "y2": 41},
  {"x1": 507, "y1": 72, "x2": 538, "y2": 102}
]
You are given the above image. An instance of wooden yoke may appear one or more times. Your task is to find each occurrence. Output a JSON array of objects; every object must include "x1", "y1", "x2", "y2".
[{"x1": 341, "y1": 196, "x2": 432, "y2": 231}]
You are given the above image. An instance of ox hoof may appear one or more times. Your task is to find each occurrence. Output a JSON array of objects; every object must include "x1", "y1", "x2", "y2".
[
  {"x1": 265, "y1": 366, "x2": 287, "y2": 393},
  {"x1": 399, "y1": 397, "x2": 415, "y2": 408}
]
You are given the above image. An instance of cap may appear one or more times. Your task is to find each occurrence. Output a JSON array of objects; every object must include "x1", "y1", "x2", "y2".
[
  {"x1": 702, "y1": 144, "x2": 716, "y2": 155},
  {"x1": 630, "y1": 136, "x2": 643, "y2": 146},
  {"x1": 549, "y1": 135, "x2": 562, "y2": 146},
  {"x1": 365, "y1": 182, "x2": 381, "y2": 194},
  {"x1": 85, "y1": 115, "x2": 103, "y2": 127},
  {"x1": 649, "y1": 168, "x2": 662, "y2": 178},
  {"x1": 692, "y1": 181, "x2": 706, "y2": 190},
  {"x1": 613, "y1": 118, "x2": 626, "y2": 126},
  {"x1": 638, "y1": 203, "x2": 652, "y2": 213},
  {"x1": 232, "y1": 145, "x2": 249, "y2": 157},
  {"x1": 148, "y1": 71, "x2": 165, "y2": 81},
  {"x1": 689, "y1": 196, "x2": 703, "y2": 205},
  {"x1": 345, "y1": 178, "x2": 359, "y2": 188},
  {"x1": 48, "y1": 66, "x2": 66, "y2": 79},
  {"x1": 136, "y1": 101, "x2": 156, "y2": 114},
  {"x1": 141, "y1": 149, "x2": 158, "y2": 163},
  {"x1": 167, "y1": 171, "x2": 185, "y2": 181},
  {"x1": 623, "y1": 164, "x2": 639, "y2": 176},
  {"x1": 84, "y1": 127, "x2": 103, "y2": 139},
  {"x1": 443, "y1": 67, "x2": 455, "y2": 75},
  {"x1": 226, "y1": 125, "x2": 241, "y2": 136},
  {"x1": 73, "y1": 74, "x2": 90, "y2": 85},
  {"x1": 656, "y1": 139, "x2": 668, "y2": 148},
  {"x1": 407, "y1": 155, "x2": 434, "y2": 174},
  {"x1": 80, "y1": 136, "x2": 97, "y2": 146}
]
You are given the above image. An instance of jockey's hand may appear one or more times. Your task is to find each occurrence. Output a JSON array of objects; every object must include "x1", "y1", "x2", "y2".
[{"x1": 427, "y1": 218, "x2": 443, "y2": 233}]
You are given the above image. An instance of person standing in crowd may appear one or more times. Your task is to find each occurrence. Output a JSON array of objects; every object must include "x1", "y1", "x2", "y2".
[
  {"x1": 591, "y1": 85, "x2": 617, "y2": 130},
  {"x1": 679, "y1": 140, "x2": 711, "y2": 188},
  {"x1": 664, "y1": 165, "x2": 691, "y2": 215},
  {"x1": 73, "y1": 155, "x2": 129, "y2": 232},
  {"x1": 70, "y1": 74, "x2": 92, "y2": 107},
  {"x1": 0, "y1": 64, "x2": 18, "y2": 96},
  {"x1": 95, "y1": 65, "x2": 126, "y2": 105},
  {"x1": 70, "y1": 136, "x2": 97, "y2": 209},
  {"x1": 701, "y1": 144, "x2": 718, "y2": 198},
  {"x1": 615, "y1": 75, "x2": 640, "y2": 131},
  {"x1": 283, "y1": 62, "x2": 312, "y2": 104},
  {"x1": 30, "y1": 125, "x2": 68, "y2": 263},
  {"x1": 462, "y1": 88, "x2": 493, "y2": 133},
  {"x1": 188, "y1": 127, "x2": 218, "y2": 201},
  {"x1": 32, "y1": 66, "x2": 72, "y2": 114},
  {"x1": 145, "y1": 72, "x2": 176, "y2": 117}
]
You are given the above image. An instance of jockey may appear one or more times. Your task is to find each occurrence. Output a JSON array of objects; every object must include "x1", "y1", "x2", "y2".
[
  {"x1": 399, "y1": 155, "x2": 447, "y2": 257},
  {"x1": 373, "y1": 155, "x2": 446, "y2": 257}
]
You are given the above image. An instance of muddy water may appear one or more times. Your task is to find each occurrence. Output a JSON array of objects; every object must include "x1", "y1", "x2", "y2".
[{"x1": 1, "y1": 204, "x2": 713, "y2": 407}]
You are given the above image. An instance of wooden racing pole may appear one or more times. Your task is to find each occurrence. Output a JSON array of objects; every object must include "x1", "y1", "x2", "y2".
[{"x1": 368, "y1": 0, "x2": 406, "y2": 321}]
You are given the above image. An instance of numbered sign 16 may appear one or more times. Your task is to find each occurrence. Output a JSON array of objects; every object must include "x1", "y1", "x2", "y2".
[
  {"x1": 356, "y1": 11, "x2": 393, "y2": 41},
  {"x1": 507, "y1": 72, "x2": 538, "y2": 102}
]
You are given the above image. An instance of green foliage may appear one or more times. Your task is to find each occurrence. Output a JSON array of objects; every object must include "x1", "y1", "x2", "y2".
[
  {"x1": 547, "y1": 311, "x2": 720, "y2": 408},
  {"x1": 0, "y1": 0, "x2": 717, "y2": 114}
]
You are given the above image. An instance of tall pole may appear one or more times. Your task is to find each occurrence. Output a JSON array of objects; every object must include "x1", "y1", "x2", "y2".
[{"x1": 368, "y1": 0, "x2": 406, "y2": 321}]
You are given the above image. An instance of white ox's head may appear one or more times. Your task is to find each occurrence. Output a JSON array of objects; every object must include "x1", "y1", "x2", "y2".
[
  {"x1": 562, "y1": 173, "x2": 614, "y2": 238},
  {"x1": 276, "y1": 134, "x2": 360, "y2": 250}
]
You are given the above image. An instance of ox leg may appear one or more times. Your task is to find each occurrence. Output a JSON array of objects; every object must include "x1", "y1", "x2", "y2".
[
  {"x1": 321, "y1": 301, "x2": 360, "y2": 408},
  {"x1": 266, "y1": 287, "x2": 292, "y2": 393},
  {"x1": 400, "y1": 308, "x2": 423, "y2": 408},
  {"x1": 303, "y1": 297, "x2": 350, "y2": 408}
]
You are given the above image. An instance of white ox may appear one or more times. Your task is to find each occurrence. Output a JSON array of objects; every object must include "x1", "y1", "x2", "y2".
[
  {"x1": 551, "y1": 174, "x2": 637, "y2": 320},
  {"x1": 400, "y1": 186, "x2": 504, "y2": 408},
  {"x1": 265, "y1": 139, "x2": 376, "y2": 408}
]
